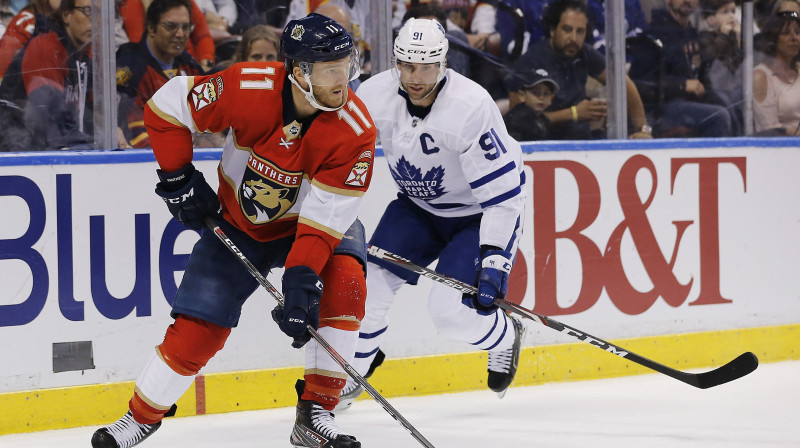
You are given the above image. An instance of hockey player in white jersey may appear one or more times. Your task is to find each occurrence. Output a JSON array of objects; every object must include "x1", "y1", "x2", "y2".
[{"x1": 338, "y1": 18, "x2": 526, "y2": 409}]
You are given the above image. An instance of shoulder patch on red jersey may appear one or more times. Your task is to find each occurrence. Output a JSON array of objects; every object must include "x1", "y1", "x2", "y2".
[
  {"x1": 344, "y1": 150, "x2": 372, "y2": 187},
  {"x1": 191, "y1": 76, "x2": 224, "y2": 111}
]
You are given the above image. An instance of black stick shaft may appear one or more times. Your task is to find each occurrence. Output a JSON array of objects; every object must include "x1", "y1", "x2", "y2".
[
  {"x1": 204, "y1": 218, "x2": 437, "y2": 448},
  {"x1": 367, "y1": 245, "x2": 758, "y2": 389}
]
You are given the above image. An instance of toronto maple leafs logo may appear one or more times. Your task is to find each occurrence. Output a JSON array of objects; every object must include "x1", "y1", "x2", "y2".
[{"x1": 389, "y1": 156, "x2": 446, "y2": 199}]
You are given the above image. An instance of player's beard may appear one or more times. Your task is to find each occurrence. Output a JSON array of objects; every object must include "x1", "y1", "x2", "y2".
[
  {"x1": 402, "y1": 81, "x2": 437, "y2": 104},
  {"x1": 314, "y1": 85, "x2": 348, "y2": 110}
]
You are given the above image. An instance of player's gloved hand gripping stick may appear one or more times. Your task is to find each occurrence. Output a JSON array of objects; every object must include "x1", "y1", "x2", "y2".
[
  {"x1": 155, "y1": 163, "x2": 220, "y2": 230},
  {"x1": 272, "y1": 266, "x2": 322, "y2": 348},
  {"x1": 474, "y1": 246, "x2": 513, "y2": 314},
  {"x1": 367, "y1": 245, "x2": 759, "y2": 390},
  {"x1": 203, "y1": 217, "x2": 437, "y2": 448}
]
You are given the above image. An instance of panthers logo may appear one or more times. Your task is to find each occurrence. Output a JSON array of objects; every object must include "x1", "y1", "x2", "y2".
[
  {"x1": 240, "y1": 156, "x2": 302, "y2": 224},
  {"x1": 291, "y1": 24, "x2": 305, "y2": 41}
]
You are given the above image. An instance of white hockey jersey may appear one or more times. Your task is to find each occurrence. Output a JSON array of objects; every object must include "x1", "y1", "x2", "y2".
[{"x1": 356, "y1": 69, "x2": 525, "y2": 250}]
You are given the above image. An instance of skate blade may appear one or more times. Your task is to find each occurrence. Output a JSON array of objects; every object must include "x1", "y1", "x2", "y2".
[
  {"x1": 334, "y1": 398, "x2": 354, "y2": 412},
  {"x1": 495, "y1": 389, "x2": 508, "y2": 399}
]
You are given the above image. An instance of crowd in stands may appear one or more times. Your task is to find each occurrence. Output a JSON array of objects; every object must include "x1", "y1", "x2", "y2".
[{"x1": 0, "y1": 0, "x2": 799, "y2": 150}]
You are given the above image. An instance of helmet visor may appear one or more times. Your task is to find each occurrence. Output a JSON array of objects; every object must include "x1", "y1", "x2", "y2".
[{"x1": 307, "y1": 53, "x2": 360, "y2": 87}]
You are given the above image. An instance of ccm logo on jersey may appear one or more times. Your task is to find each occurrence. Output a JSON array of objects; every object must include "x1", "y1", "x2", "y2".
[
  {"x1": 344, "y1": 150, "x2": 372, "y2": 187},
  {"x1": 191, "y1": 77, "x2": 224, "y2": 111}
]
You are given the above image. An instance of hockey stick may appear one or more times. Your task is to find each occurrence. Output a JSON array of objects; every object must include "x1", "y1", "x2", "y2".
[
  {"x1": 203, "y1": 218, "x2": 436, "y2": 448},
  {"x1": 367, "y1": 245, "x2": 759, "y2": 389}
]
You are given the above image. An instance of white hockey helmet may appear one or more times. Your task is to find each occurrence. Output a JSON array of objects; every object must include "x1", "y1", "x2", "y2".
[
  {"x1": 394, "y1": 18, "x2": 449, "y2": 65},
  {"x1": 393, "y1": 18, "x2": 448, "y2": 89}
]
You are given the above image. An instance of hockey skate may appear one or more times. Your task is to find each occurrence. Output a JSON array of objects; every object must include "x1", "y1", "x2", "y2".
[
  {"x1": 487, "y1": 314, "x2": 524, "y2": 398},
  {"x1": 335, "y1": 349, "x2": 385, "y2": 412},
  {"x1": 92, "y1": 404, "x2": 176, "y2": 448},
  {"x1": 92, "y1": 412, "x2": 158, "y2": 448},
  {"x1": 291, "y1": 380, "x2": 361, "y2": 448}
]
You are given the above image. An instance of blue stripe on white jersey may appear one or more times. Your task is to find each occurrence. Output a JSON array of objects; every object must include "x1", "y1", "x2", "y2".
[
  {"x1": 469, "y1": 161, "x2": 517, "y2": 189},
  {"x1": 481, "y1": 185, "x2": 522, "y2": 208}
]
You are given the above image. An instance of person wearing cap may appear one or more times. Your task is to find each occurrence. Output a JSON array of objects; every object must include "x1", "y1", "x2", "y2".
[
  {"x1": 504, "y1": 68, "x2": 558, "y2": 141},
  {"x1": 509, "y1": 0, "x2": 652, "y2": 140}
]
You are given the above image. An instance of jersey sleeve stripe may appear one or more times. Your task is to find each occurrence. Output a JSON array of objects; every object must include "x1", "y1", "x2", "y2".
[
  {"x1": 297, "y1": 216, "x2": 345, "y2": 239},
  {"x1": 480, "y1": 185, "x2": 521, "y2": 209},
  {"x1": 310, "y1": 178, "x2": 366, "y2": 197},
  {"x1": 146, "y1": 99, "x2": 186, "y2": 128},
  {"x1": 469, "y1": 161, "x2": 517, "y2": 189}
]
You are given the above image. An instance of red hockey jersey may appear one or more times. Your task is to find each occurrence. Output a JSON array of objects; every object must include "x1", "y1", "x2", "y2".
[{"x1": 144, "y1": 62, "x2": 377, "y2": 273}]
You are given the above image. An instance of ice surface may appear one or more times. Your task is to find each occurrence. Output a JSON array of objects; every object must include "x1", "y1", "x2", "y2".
[{"x1": 1, "y1": 360, "x2": 796, "y2": 448}]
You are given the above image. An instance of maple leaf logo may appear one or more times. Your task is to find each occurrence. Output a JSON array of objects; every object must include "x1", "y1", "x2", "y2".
[{"x1": 389, "y1": 156, "x2": 446, "y2": 199}]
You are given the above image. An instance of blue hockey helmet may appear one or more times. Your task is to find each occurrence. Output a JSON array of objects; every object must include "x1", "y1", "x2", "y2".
[
  {"x1": 281, "y1": 13, "x2": 359, "y2": 111},
  {"x1": 281, "y1": 13, "x2": 355, "y2": 64}
]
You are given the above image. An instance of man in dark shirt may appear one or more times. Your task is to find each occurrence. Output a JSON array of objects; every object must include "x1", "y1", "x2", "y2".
[
  {"x1": 509, "y1": 0, "x2": 651, "y2": 140},
  {"x1": 19, "y1": 0, "x2": 94, "y2": 149},
  {"x1": 643, "y1": 0, "x2": 733, "y2": 136},
  {"x1": 116, "y1": 0, "x2": 203, "y2": 148}
]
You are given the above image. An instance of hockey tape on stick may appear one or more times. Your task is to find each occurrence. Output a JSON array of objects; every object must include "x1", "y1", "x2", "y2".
[
  {"x1": 204, "y1": 218, "x2": 437, "y2": 448},
  {"x1": 367, "y1": 245, "x2": 759, "y2": 389}
]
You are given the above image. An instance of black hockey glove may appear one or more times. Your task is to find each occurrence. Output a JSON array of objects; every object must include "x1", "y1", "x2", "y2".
[
  {"x1": 471, "y1": 246, "x2": 512, "y2": 315},
  {"x1": 272, "y1": 265, "x2": 323, "y2": 349},
  {"x1": 155, "y1": 163, "x2": 220, "y2": 230}
]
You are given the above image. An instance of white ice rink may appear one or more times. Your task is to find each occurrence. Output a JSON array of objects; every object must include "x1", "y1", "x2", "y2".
[{"x1": 2, "y1": 360, "x2": 797, "y2": 448}]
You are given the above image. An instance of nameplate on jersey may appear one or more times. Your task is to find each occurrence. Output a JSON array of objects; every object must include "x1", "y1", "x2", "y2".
[
  {"x1": 344, "y1": 150, "x2": 372, "y2": 187},
  {"x1": 191, "y1": 76, "x2": 224, "y2": 111},
  {"x1": 240, "y1": 154, "x2": 302, "y2": 224}
]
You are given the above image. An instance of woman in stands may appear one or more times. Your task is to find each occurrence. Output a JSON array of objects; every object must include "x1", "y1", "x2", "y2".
[{"x1": 754, "y1": 11, "x2": 800, "y2": 135}]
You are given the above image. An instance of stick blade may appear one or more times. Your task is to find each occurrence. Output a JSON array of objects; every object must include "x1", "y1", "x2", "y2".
[{"x1": 694, "y1": 352, "x2": 759, "y2": 389}]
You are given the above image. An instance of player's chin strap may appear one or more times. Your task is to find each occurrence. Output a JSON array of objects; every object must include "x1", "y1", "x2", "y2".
[{"x1": 288, "y1": 73, "x2": 347, "y2": 112}]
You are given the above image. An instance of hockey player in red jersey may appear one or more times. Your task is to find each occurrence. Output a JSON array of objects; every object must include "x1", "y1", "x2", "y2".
[{"x1": 91, "y1": 13, "x2": 376, "y2": 448}]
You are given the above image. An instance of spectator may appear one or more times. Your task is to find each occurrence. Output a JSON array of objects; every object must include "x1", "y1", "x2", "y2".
[
  {"x1": 231, "y1": 23, "x2": 279, "y2": 63},
  {"x1": 0, "y1": 0, "x2": 59, "y2": 80},
  {"x1": 19, "y1": 0, "x2": 94, "y2": 149},
  {"x1": 495, "y1": 0, "x2": 547, "y2": 58},
  {"x1": 229, "y1": 0, "x2": 288, "y2": 36},
  {"x1": 509, "y1": 0, "x2": 652, "y2": 140},
  {"x1": 503, "y1": 67, "x2": 557, "y2": 141},
  {"x1": 644, "y1": 0, "x2": 734, "y2": 136},
  {"x1": 699, "y1": 0, "x2": 743, "y2": 132},
  {"x1": 116, "y1": 0, "x2": 203, "y2": 148},
  {"x1": 586, "y1": 0, "x2": 648, "y2": 53},
  {"x1": 120, "y1": 0, "x2": 215, "y2": 71},
  {"x1": 756, "y1": 0, "x2": 800, "y2": 32},
  {"x1": 753, "y1": 11, "x2": 800, "y2": 135},
  {"x1": 194, "y1": 0, "x2": 236, "y2": 41},
  {"x1": 0, "y1": 99, "x2": 36, "y2": 150}
]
